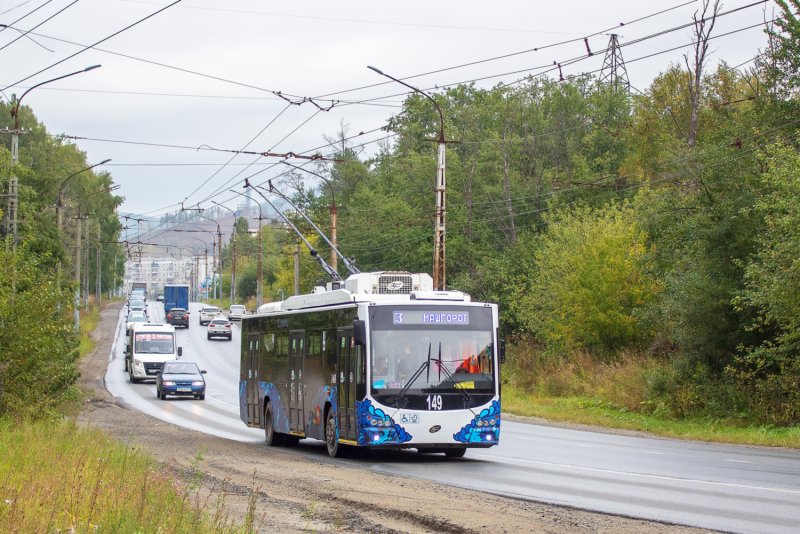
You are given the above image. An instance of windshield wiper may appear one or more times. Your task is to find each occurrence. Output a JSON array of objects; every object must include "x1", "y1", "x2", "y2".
[
  {"x1": 395, "y1": 343, "x2": 431, "y2": 408},
  {"x1": 435, "y1": 342, "x2": 472, "y2": 404}
]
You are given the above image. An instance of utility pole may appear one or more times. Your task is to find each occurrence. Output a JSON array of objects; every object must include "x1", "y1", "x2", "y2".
[
  {"x1": 257, "y1": 216, "x2": 265, "y2": 307},
  {"x1": 96, "y1": 223, "x2": 102, "y2": 307},
  {"x1": 368, "y1": 66, "x2": 448, "y2": 289},
  {"x1": 73, "y1": 209, "x2": 84, "y2": 330},
  {"x1": 211, "y1": 201, "x2": 237, "y2": 305},
  {"x1": 2, "y1": 117, "x2": 22, "y2": 253},
  {"x1": 217, "y1": 225, "x2": 223, "y2": 300},
  {"x1": 294, "y1": 241, "x2": 300, "y2": 295}
]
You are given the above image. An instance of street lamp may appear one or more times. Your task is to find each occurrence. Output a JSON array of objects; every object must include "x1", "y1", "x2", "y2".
[
  {"x1": 212, "y1": 200, "x2": 237, "y2": 306},
  {"x1": 56, "y1": 159, "x2": 112, "y2": 233},
  {"x1": 280, "y1": 161, "x2": 338, "y2": 272},
  {"x1": 229, "y1": 189, "x2": 266, "y2": 307},
  {"x1": 367, "y1": 65, "x2": 448, "y2": 290},
  {"x1": 4, "y1": 64, "x2": 101, "y2": 250}
]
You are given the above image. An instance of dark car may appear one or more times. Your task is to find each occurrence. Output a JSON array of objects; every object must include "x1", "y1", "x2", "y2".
[
  {"x1": 155, "y1": 360, "x2": 206, "y2": 400},
  {"x1": 166, "y1": 307, "x2": 190, "y2": 328}
]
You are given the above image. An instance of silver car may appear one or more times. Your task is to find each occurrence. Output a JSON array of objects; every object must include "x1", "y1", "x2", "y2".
[
  {"x1": 198, "y1": 306, "x2": 220, "y2": 325},
  {"x1": 207, "y1": 318, "x2": 232, "y2": 340},
  {"x1": 227, "y1": 304, "x2": 247, "y2": 321}
]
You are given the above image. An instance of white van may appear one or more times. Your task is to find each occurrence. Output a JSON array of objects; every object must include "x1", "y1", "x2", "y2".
[{"x1": 125, "y1": 323, "x2": 183, "y2": 383}]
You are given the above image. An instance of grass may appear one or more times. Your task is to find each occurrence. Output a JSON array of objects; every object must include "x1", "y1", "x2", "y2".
[
  {"x1": 502, "y1": 340, "x2": 800, "y2": 448},
  {"x1": 78, "y1": 303, "x2": 101, "y2": 358},
  {"x1": 0, "y1": 419, "x2": 260, "y2": 533},
  {"x1": 503, "y1": 376, "x2": 800, "y2": 448}
]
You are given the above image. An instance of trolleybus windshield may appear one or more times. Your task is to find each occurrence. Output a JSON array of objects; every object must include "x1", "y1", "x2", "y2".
[{"x1": 369, "y1": 306, "x2": 495, "y2": 396}]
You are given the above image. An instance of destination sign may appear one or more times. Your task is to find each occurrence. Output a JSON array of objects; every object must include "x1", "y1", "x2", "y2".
[{"x1": 392, "y1": 311, "x2": 470, "y2": 326}]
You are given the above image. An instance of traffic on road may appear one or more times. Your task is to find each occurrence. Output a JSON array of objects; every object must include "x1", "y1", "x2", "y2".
[{"x1": 108, "y1": 300, "x2": 800, "y2": 534}]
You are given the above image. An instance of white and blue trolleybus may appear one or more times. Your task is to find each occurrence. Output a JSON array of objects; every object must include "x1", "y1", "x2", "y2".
[{"x1": 239, "y1": 271, "x2": 503, "y2": 457}]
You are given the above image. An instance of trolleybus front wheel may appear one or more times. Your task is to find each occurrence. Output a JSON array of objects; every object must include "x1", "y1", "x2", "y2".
[
  {"x1": 444, "y1": 447, "x2": 467, "y2": 458},
  {"x1": 325, "y1": 409, "x2": 343, "y2": 458}
]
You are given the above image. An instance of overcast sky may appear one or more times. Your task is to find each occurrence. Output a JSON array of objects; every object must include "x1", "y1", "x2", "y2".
[{"x1": 0, "y1": 0, "x2": 775, "y2": 222}]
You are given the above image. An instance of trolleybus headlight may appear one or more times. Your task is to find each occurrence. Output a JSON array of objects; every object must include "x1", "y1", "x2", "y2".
[
  {"x1": 370, "y1": 418, "x2": 377, "y2": 426},
  {"x1": 490, "y1": 419, "x2": 497, "y2": 425}
]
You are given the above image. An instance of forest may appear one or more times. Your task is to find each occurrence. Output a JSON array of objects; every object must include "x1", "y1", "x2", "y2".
[{"x1": 1, "y1": 0, "x2": 798, "y2": 427}]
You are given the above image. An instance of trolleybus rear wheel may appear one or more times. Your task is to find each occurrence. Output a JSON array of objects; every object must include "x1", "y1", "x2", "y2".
[{"x1": 264, "y1": 402, "x2": 283, "y2": 446}]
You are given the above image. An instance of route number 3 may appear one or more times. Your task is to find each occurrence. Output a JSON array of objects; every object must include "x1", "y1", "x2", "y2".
[{"x1": 426, "y1": 394, "x2": 443, "y2": 411}]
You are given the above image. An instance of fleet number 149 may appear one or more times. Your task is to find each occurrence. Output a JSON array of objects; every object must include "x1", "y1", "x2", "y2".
[{"x1": 426, "y1": 394, "x2": 443, "y2": 410}]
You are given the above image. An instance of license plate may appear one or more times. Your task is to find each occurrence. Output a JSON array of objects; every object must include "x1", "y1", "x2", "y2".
[{"x1": 177, "y1": 387, "x2": 191, "y2": 392}]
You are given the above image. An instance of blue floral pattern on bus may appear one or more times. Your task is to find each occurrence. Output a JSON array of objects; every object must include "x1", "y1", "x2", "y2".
[
  {"x1": 356, "y1": 399, "x2": 412, "y2": 446},
  {"x1": 306, "y1": 386, "x2": 335, "y2": 441},
  {"x1": 260, "y1": 382, "x2": 290, "y2": 434},
  {"x1": 238, "y1": 380, "x2": 247, "y2": 422},
  {"x1": 453, "y1": 400, "x2": 501, "y2": 444}
]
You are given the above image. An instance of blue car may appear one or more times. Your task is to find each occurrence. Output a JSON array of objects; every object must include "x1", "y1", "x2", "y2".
[{"x1": 156, "y1": 360, "x2": 207, "y2": 400}]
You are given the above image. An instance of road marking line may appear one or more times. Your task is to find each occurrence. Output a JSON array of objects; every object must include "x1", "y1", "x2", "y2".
[{"x1": 472, "y1": 452, "x2": 800, "y2": 496}]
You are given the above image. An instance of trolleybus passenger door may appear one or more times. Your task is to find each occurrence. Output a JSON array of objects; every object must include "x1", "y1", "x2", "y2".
[
  {"x1": 336, "y1": 329, "x2": 364, "y2": 441},
  {"x1": 289, "y1": 332, "x2": 305, "y2": 433},
  {"x1": 246, "y1": 334, "x2": 260, "y2": 425}
]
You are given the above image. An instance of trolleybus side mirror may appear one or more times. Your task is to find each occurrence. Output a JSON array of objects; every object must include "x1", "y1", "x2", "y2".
[
  {"x1": 499, "y1": 339, "x2": 506, "y2": 364},
  {"x1": 177, "y1": 347, "x2": 183, "y2": 357},
  {"x1": 353, "y1": 320, "x2": 367, "y2": 346}
]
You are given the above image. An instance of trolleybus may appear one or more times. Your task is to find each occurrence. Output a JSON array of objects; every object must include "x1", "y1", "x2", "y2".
[{"x1": 239, "y1": 271, "x2": 503, "y2": 457}]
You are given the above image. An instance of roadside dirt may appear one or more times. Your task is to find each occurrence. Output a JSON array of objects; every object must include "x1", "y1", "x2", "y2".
[{"x1": 76, "y1": 302, "x2": 711, "y2": 533}]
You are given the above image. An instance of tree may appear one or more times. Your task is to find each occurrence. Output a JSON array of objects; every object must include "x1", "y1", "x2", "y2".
[
  {"x1": 730, "y1": 145, "x2": 800, "y2": 423},
  {"x1": 0, "y1": 247, "x2": 79, "y2": 418},
  {"x1": 512, "y1": 203, "x2": 660, "y2": 357},
  {"x1": 764, "y1": 0, "x2": 800, "y2": 97}
]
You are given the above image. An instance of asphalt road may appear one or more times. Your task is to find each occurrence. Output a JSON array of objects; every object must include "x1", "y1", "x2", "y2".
[{"x1": 107, "y1": 301, "x2": 800, "y2": 534}]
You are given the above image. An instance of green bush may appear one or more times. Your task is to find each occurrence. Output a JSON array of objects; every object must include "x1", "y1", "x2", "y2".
[{"x1": 0, "y1": 245, "x2": 78, "y2": 419}]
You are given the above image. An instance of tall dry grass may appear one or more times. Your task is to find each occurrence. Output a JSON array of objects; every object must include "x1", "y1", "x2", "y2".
[
  {"x1": 505, "y1": 337, "x2": 660, "y2": 412},
  {"x1": 0, "y1": 419, "x2": 261, "y2": 533}
]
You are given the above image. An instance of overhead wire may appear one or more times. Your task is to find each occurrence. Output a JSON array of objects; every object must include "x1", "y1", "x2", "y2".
[
  {"x1": 3, "y1": 26, "x2": 337, "y2": 106},
  {"x1": 0, "y1": 0, "x2": 77, "y2": 53},
  {"x1": 0, "y1": 0, "x2": 54, "y2": 33},
  {"x1": 0, "y1": 0, "x2": 38, "y2": 17},
  {"x1": 341, "y1": 120, "x2": 800, "y2": 254},
  {"x1": 2, "y1": 0, "x2": 185, "y2": 92},
  {"x1": 194, "y1": 108, "x2": 324, "y2": 207},
  {"x1": 84, "y1": 2, "x2": 772, "y2": 247},
  {"x1": 312, "y1": 0, "x2": 700, "y2": 100}
]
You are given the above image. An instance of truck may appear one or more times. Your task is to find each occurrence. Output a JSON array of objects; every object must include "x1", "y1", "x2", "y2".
[
  {"x1": 163, "y1": 284, "x2": 189, "y2": 313},
  {"x1": 131, "y1": 281, "x2": 147, "y2": 300}
]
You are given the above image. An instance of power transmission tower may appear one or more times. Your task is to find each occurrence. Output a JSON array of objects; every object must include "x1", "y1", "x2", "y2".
[{"x1": 599, "y1": 34, "x2": 630, "y2": 92}]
